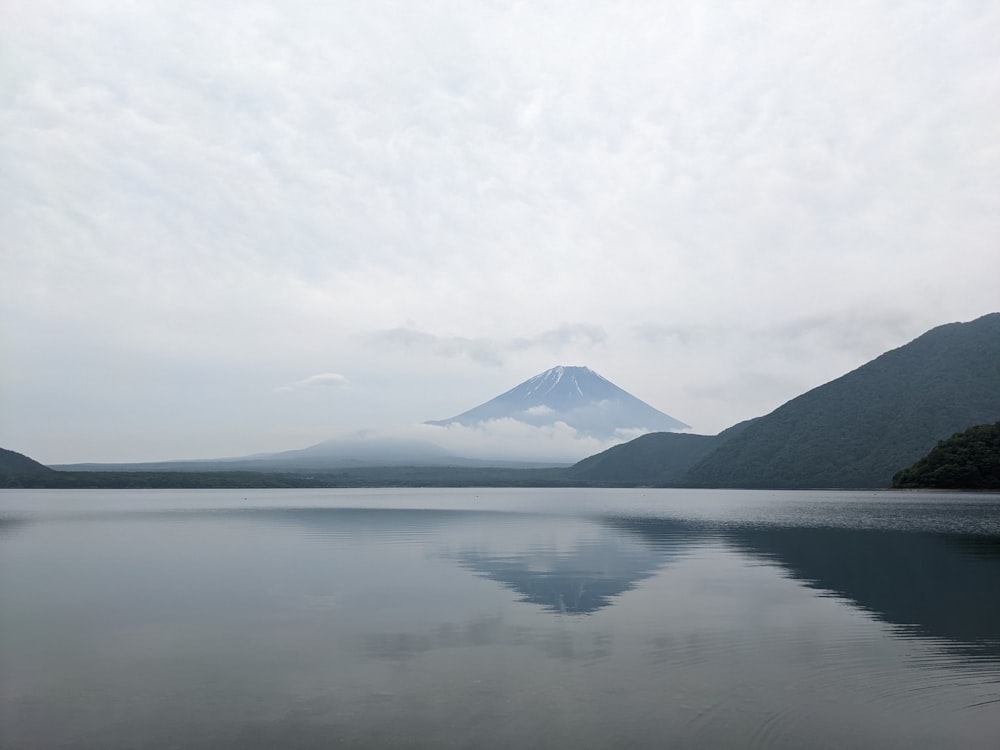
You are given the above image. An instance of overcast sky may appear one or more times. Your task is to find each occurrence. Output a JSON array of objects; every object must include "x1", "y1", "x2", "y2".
[{"x1": 2, "y1": 0, "x2": 998, "y2": 464}]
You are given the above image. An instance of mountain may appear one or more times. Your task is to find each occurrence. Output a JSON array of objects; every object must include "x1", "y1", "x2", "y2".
[
  {"x1": 53, "y1": 435, "x2": 563, "y2": 473},
  {"x1": 570, "y1": 313, "x2": 1000, "y2": 488},
  {"x1": 226, "y1": 436, "x2": 458, "y2": 470},
  {"x1": 568, "y1": 419, "x2": 757, "y2": 485},
  {"x1": 683, "y1": 313, "x2": 1000, "y2": 488},
  {"x1": 0, "y1": 447, "x2": 54, "y2": 475},
  {"x1": 680, "y1": 313, "x2": 1000, "y2": 488},
  {"x1": 427, "y1": 365, "x2": 689, "y2": 439}
]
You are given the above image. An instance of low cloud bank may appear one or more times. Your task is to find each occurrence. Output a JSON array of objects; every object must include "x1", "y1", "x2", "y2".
[{"x1": 361, "y1": 419, "x2": 641, "y2": 464}]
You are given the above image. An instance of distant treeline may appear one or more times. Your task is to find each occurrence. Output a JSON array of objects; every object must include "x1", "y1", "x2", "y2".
[{"x1": 0, "y1": 466, "x2": 583, "y2": 490}]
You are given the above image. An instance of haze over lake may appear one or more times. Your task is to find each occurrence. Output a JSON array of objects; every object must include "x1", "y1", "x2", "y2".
[{"x1": 2, "y1": 488, "x2": 999, "y2": 748}]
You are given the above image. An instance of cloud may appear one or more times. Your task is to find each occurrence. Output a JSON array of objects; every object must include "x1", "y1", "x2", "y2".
[
  {"x1": 633, "y1": 310, "x2": 917, "y2": 359},
  {"x1": 399, "y1": 419, "x2": 617, "y2": 464},
  {"x1": 632, "y1": 323, "x2": 706, "y2": 347},
  {"x1": 510, "y1": 323, "x2": 607, "y2": 352},
  {"x1": 369, "y1": 328, "x2": 504, "y2": 367},
  {"x1": 2, "y1": 0, "x2": 998, "y2": 461},
  {"x1": 275, "y1": 372, "x2": 351, "y2": 393},
  {"x1": 369, "y1": 323, "x2": 607, "y2": 367},
  {"x1": 524, "y1": 405, "x2": 554, "y2": 416}
]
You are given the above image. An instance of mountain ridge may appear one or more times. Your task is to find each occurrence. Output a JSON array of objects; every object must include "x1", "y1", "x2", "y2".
[
  {"x1": 0, "y1": 447, "x2": 54, "y2": 476},
  {"x1": 52, "y1": 435, "x2": 567, "y2": 473},
  {"x1": 568, "y1": 419, "x2": 758, "y2": 485},
  {"x1": 582, "y1": 313, "x2": 1000, "y2": 489}
]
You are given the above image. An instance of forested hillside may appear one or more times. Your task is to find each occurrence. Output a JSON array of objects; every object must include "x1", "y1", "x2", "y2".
[
  {"x1": 567, "y1": 419, "x2": 758, "y2": 485},
  {"x1": 568, "y1": 432, "x2": 718, "y2": 484},
  {"x1": 681, "y1": 313, "x2": 1000, "y2": 488},
  {"x1": 0, "y1": 448, "x2": 54, "y2": 476},
  {"x1": 893, "y1": 422, "x2": 1000, "y2": 489}
]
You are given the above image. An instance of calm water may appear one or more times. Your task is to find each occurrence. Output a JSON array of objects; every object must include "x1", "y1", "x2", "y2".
[{"x1": 2, "y1": 488, "x2": 1000, "y2": 749}]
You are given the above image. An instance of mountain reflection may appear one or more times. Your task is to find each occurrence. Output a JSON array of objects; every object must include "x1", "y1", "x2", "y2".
[
  {"x1": 192, "y1": 508, "x2": 1000, "y2": 644},
  {"x1": 453, "y1": 528, "x2": 695, "y2": 614},
  {"x1": 727, "y1": 526, "x2": 1000, "y2": 653},
  {"x1": 28, "y1": 504, "x2": 997, "y2": 652},
  {"x1": 233, "y1": 507, "x2": 702, "y2": 615},
  {"x1": 0, "y1": 517, "x2": 26, "y2": 537},
  {"x1": 614, "y1": 517, "x2": 1000, "y2": 657}
]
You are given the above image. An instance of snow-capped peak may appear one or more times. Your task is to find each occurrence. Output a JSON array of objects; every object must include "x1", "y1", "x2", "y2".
[{"x1": 426, "y1": 365, "x2": 690, "y2": 438}]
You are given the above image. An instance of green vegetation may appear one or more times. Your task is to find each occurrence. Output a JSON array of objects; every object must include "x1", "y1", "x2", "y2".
[
  {"x1": 568, "y1": 432, "x2": 718, "y2": 485},
  {"x1": 0, "y1": 448, "x2": 53, "y2": 476},
  {"x1": 679, "y1": 313, "x2": 1000, "y2": 488},
  {"x1": 0, "y1": 464, "x2": 579, "y2": 489},
  {"x1": 0, "y1": 470, "x2": 318, "y2": 489},
  {"x1": 892, "y1": 422, "x2": 1000, "y2": 489},
  {"x1": 567, "y1": 419, "x2": 758, "y2": 485}
]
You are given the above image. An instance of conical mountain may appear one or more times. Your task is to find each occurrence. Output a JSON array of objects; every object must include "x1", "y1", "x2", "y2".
[{"x1": 427, "y1": 365, "x2": 689, "y2": 439}]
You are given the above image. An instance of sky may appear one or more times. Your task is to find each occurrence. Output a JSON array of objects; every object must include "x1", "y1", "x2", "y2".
[{"x1": 2, "y1": 0, "x2": 999, "y2": 464}]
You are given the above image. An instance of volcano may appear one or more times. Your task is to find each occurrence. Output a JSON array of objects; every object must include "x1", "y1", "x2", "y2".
[{"x1": 426, "y1": 366, "x2": 689, "y2": 439}]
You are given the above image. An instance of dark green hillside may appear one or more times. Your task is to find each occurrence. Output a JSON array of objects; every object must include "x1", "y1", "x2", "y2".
[
  {"x1": 569, "y1": 432, "x2": 718, "y2": 484},
  {"x1": 569, "y1": 418, "x2": 759, "y2": 485},
  {"x1": 893, "y1": 422, "x2": 1000, "y2": 489},
  {"x1": 0, "y1": 448, "x2": 54, "y2": 475},
  {"x1": 681, "y1": 313, "x2": 1000, "y2": 488}
]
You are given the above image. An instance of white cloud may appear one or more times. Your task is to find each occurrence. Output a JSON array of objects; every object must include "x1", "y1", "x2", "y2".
[
  {"x1": 275, "y1": 372, "x2": 350, "y2": 393},
  {"x1": 524, "y1": 405, "x2": 554, "y2": 417},
  {"x1": 369, "y1": 323, "x2": 607, "y2": 368},
  {"x1": 369, "y1": 328, "x2": 503, "y2": 367},
  {"x1": 396, "y1": 420, "x2": 619, "y2": 464}
]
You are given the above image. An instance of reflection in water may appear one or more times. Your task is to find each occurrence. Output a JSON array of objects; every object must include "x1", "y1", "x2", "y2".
[
  {"x1": 0, "y1": 516, "x2": 26, "y2": 537},
  {"x1": 183, "y1": 508, "x2": 696, "y2": 615},
  {"x1": 363, "y1": 614, "x2": 523, "y2": 661},
  {"x1": 250, "y1": 507, "x2": 1000, "y2": 657},
  {"x1": 453, "y1": 529, "x2": 692, "y2": 614},
  {"x1": 734, "y1": 527, "x2": 1000, "y2": 652},
  {"x1": 614, "y1": 516, "x2": 1000, "y2": 658},
  {"x1": 2, "y1": 491, "x2": 1000, "y2": 749}
]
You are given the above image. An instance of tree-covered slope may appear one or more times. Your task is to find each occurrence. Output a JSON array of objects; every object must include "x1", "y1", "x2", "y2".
[
  {"x1": 568, "y1": 432, "x2": 719, "y2": 484},
  {"x1": 0, "y1": 448, "x2": 54, "y2": 475},
  {"x1": 568, "y1": 418, "x2": 759, "y2": 485},
  {"x1": 893, "y1": 422, "x2": 1000, "y2": 489},
  {"x1": 681, "y1": 313, "x2": 1000, "y2": 489}
]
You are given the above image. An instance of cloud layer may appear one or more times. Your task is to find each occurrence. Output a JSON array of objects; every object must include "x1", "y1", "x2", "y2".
[
  {"x1": 275, "y1": 372, "x2": 351, "y2": 393},
  {"x1": 2, "y1": 0, "x2": 998, "y2": 462}
]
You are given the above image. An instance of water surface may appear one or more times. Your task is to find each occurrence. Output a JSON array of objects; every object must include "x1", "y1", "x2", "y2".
[{"x1": 2, "y1": 488, "x2": 999, "y2": 748}]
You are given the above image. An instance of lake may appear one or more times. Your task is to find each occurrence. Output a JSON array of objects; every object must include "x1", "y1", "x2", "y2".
[{"x1": 2, "y1": 488, "x2": 999, "y2": 749}]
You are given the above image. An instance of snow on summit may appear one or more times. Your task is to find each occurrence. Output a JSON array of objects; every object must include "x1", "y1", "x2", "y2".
[{"x1": 427, "y1": 366, "x2": 689, "y2": 439}]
